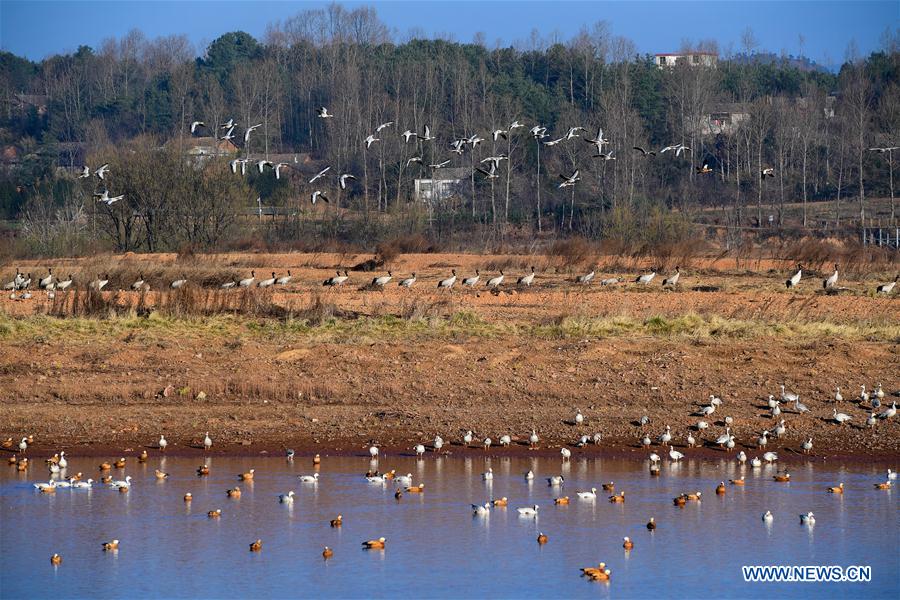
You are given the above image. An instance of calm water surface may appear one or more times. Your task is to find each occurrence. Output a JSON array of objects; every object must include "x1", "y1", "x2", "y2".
[{"x1": 1, "y1": 454, "x2": 897, "y2": 598}]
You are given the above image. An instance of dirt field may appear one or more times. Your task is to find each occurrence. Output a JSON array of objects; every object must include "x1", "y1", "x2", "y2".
[{"x1": 1, "y1": 252, "x2": 898, "y2": 460}]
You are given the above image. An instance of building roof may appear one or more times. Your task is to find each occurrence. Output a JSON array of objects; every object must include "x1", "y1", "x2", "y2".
[{"x1": 655, "y1": 52, "x2": 718, "y2": 57}]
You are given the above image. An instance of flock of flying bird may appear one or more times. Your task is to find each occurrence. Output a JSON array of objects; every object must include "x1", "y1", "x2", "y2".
[
  {"x1": 16, "y1": 381, "x2": 897, "y2": 579},
  {"x1": 5, "y1": 260, "x2": 898, "y2": 300},
  {"x1": 77, "y1": 106, "x2": 742, "y2": 210}
]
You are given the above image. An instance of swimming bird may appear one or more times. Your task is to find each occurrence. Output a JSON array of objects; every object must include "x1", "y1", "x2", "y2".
[
  {"x1": 888, "y1": 469, "x2": 897, "y2": 480},
  {"x1": 874, "y1": 481, "x2": 892, "y2": 490},
  {"x1": 762, "y1": 510, "x2": 774, "y2": 522},
  {"x1": 537, "y1": 532, "x2": 548, "y2": 545},
  {"x1": 800, "y1": 512, "x2": 815, "y2": 525},
  {"x1": 299, "y1": 473, "x2": 319, "y2": 483},
  {"x1": 516, "y1": 505, "x2": 539, "y2": 517},
  {"x1": 577, "y1": 487, "x2": 597, "y2": 500},
  {"x1": 547, "y1": 475, "x2": 565, "y2": 486},
  {"x1": 751, "y1": 457, "x2": 762, "y2": 468},
  {"x1": 827, "y1": 483, "x2": 844, "y2": 494},
  {"x1": 109, "y1": 475, "x2": 132, "y2": 488},
  {"x1": 279, "y1": 491, "x2": 295, "y2": 504},
  {"x1": 405, "y1": 484, "x2": 424, "y2": 493},
  {"x1": 525, "y1": 470, "x2": 535, "y2": 481},
  {"x1": 249, "y1": 539, "x2": 262, "y2": 552},
  {"x1": 197, "y1": 464, "x2": 210, "y2": 476},
  {"x1": 623, "y1": 536, "x2": 634, "y2": 550},
  {"x1": 322, "y1": 546, "x2": 334, "y2": 559},
  {"x1": 208, "y1": 509, "x2": 222, "y2": 518},
  {"x1": 472, "y1": 502, "x2": 491, "y2": 516},
  {"x1": 50, "y1": 553, "x2": 62, "y2": 565},
  {"x1": 362, "y1": 537, "x2": 386, "y2": 549},
  {"x1": 482, "y1": 468, "x2": 494, "y2": 481},
  {"x1": 647, "y1": 517, "x2": 656, "y2": 530},
  {"x1": 155, "y1": 469, "x2": 169, "y2": 480},
  {"x1": 239, "y1": 469, "x2": 255, "y2": 481},
  {"x1": 554, "y1": 496, "x2": 569, "y2": 505},
  {"x1": 492, "y1": 497, "x2": 508, "y2": 507},
  {"x1": 72, "y1": 478, "x2": 93, "y2": 489},
  {"x1": 227, "y1": 486, "x2": 241, "y2": 498},
  {"x1": 102, "y1": 539, "x2": 119, "y2": 551},
  {"x1": 395, "y1": 473, "x2": 412, "y2": 486},
  {"x1": 609, "y1": 491, "x2": 626, "y2": 503},
  {"x1": 34, "y1": 480, "x2": 56, "y2": 493},
  {"x1": 649, "y1": 452, "x2": 660, "y2": 463},
  {"x1": 729, "y1": 477, "x2": 745, "y2": 485},
  {"x1": 773, "y1": 472, "x2": 790, "y2": 482}
]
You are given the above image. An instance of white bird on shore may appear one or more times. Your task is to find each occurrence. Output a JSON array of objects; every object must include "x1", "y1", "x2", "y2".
[
  {"x1": 715, "y1": 428, "x2": 732, "y2": 446},
  {"x1": 786, "y1": 264, "x2": 803, "y2": 288},
  {"x1": 398, "y1": 273, "x2": 416, "y2": 288},
  {"x1": 560, "y1": 448, "x2": 572, "y2": 460},
  {"x1": 203, "y1": 432, "x2": 212, "y2": 450},
  {"x1": 159, "y1": 435, "x2": 167, "y2": 451},
  {"x1": 239, "y1": 271, "x2": 255, "y2": 288},
  {"x1": 662, "y1": 267, "x2": 681, "y2": 287},
  {"x1": 463, "y1": 430, "x2": 474, "y2": 445},
  {"x1": 369, "y1": 445, "x2": 379, "y2": 458},
  {"x1": 867, "y1": 412, "x2": 877, "y2": 428},
  {"x1": 823, "y1": 263, "x2": 839, "y2": 289},
  {"x1": 499, "y1": 435, "x2": 511, "y2": 446},
  {"x1": 577, "y1": 270, "x2": 595, "y2": 284},
  {"x1": 794, "y1": 398, "x2": 809, "y2": 413},
  {"x1": 876, "y1": 276, "x2": 898, "y2": 294},
  {"x1": 642, "y1": 435, "x2": 651, "y2": 447},
  {"x1": 635, "y1": 271, "x2": 656, "y2": 285},
  {"x1": 170, "y1": 276, "x2": 188, "y2": 289},
  {"x1": 438, "y1": 270, "x2": 457, "y2": 290},
  {"x1": 737, "y1": 451, "x2": 747, "y2": 463},
  {"x1": 649, "y1": 453, "x2": 660, "y2": 463},
  {"x1": 433, "y1": 436, "x2": 444, "y2": 452},
  {"x1": 879, "y1": 402, "x2": 897, "y2": 419},
  {"x1": 574, "y1": 410, "x2": 584, "y2": 425},
  {"x1": 483, "y1": 437, "x2": 492, "y2": 450},
  {"x1": 529, "y1": 430, "x2": 539, "y2": 447},
  {"x1": 659, "y1": 425, "x2": 672, "y2": 446},
  {"x1": 832, "y1": 409, "x2": 852, "y2": 425},
  {"x1": 516, "y1": 505, "x2": 539, "y2": 517},
  {"x1": 372, "y1": 272, "x2": 393, "y2": 287},
  {"x1": 257, "y1": 272, "x2": 276, "y2": 288},
  {"x1": 414, "y1": 444, "x2": 425, "y2": 457},
  {"x1": 58, "y1": 452, "x2": 67, "y2": 469},
  {"x1": 669, "y1": 448, "x2": 684, "y2": 461},
  {"x1": 517, "y1": 266, "x2": 536, "y2": 286},
  {"x1": 696, "y1": 420, "x2": 709, "y2": 431},
  {"x1": 859, "y1": 385, "x2": 869, "y2": 404},
  {"x1": 485, "y1": 271, "x2": 504, "y2": 288},
  {"x1": 276, "y1": 271, "x2": 292, "y2": 285},
  {"x1": 774, "y1": 419, "x2": 786, "y2": 437},
  {"x1": 763, "y1": 451, "x2": 778, "y2": 463},
  {"x1": 757, "y1": 430, "x2": 769, "y2": 448}
]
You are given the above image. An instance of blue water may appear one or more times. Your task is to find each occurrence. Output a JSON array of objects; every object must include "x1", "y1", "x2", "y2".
[{"x1": 1, "y1": 454, "x2": 897, "y2": 598}]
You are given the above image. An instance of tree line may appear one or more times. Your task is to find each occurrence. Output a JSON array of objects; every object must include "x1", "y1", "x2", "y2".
[{"x1": 1, "y1": 3, "x2": 898, "y2": 256}]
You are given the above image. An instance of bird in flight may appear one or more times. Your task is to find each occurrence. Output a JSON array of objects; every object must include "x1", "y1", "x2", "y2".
[
  {"x1": 309, "y1": 166, "x2": 331, "y2": 184},
  {"x1": 558, "y1": 170, "x2": 580, "y2": 188},
  {"x1": 339, "y1": 173, "x2": 356, "y2": 189},
  {"x1": 317, "y1": 107, "x2": 333, "y2": 118}
]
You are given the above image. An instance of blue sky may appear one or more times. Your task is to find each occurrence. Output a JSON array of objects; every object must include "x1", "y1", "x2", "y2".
[{"x1": 1, "y1": 1, "x2": 895, "y2": 68}]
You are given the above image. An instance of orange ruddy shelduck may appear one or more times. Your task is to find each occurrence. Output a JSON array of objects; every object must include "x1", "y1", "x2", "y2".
[
  {"x1": 492, "y1": 497, "x2": 508, "y2": 507},
  {"x1": 685, "y1": 491, "x2": 702, "y2": 501},
  {"x1": 249, "y1": 539, "x2": 262, "y2": 552},
  {"x1": 100, "y1": 475, "x2": 112, "y2": 484},
  {"x1": 330, "y1": 515, "x2": 343, "y2": 527},
  {"x1": 623, "y1": 537, "x2": 634, "y2": 550},
  {"x1": 537, "y1": 533, "x2": 548, "y2": 545},
  {"x1": 227, "y1": 487, "x2": 242, "y2": 498},
  {"x1": 773, "y1": 473, "x2": 791, "y2": 482},
  {"x1": 405, "y1": 484, "x2": 425, "y2": 493},
  {"x1": 208, "y1": 509, "x2": 222, "y2": 518},
  {"x1": 50, "y1": 553, "x2": 62, "y2": 565},
  {"x1": 827, "y1": 483, "x2": 844, "y2": 494},
  {"x1": 239, "y1": 469, "x2": 255, "y2": 481},
  {"x1": 322, "y1": 546, "x2": 333, "y2": 559},
  {"x1": 729, "y1": 477, "x2": 745, "y2": 486},
  {"x1": 184, "y1": 493, "x2": 192, "y2": 502},
  {"x1": 715, "y1": 482, "x2": 726, "y2": 495},
  {"x1": 197, "y1": 465, "x2": 210, "y2": 476},
  {"x1": 874, "y1": 481, "x2": 891, "y2": 490},
  {"x1": 114, "y1": 458, "x2": 126, "y2": 469},
  {"x1": 554, "y1": 496, "x2": 570, "y2": 505},
  {"x1": 98, "y1": 462, "x2": 111, "y2": 471},
  {"x1": 609, "y1": 492, "x2": 625, "y2": 503},
  {"x1": 313, "y1": 454, "x2": 321, "y2": 465},
  {"x1": 138, "y1": 450, "x2": 148, "y2": 462},
  {"x1": 673, "y1": 495, "x2": 686, "y2": 506},
  {"x1": 601, "y1": 482, "x2": 615, "y2": 491},
  {"x1": 102, "y1": 539, "x2": 119, "y2": 551},
  {"x1": 362, "y1": 537, "x2": 386, "y2": 549}
]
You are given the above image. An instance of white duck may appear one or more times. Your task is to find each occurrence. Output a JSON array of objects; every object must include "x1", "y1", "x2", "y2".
[
  {"x1": 576, "y1": 487, "x2": 597, "y2": 500},
  {"x1": 560, "y1": 448, "x2": 572, "y2": 460},
  {"x1": 472, "y1": 502, "x2": 491, "y2": 516},
  {"x1": 482, "y1": 468, "x2": 494, "y2": 481},
  {"x1": 799, "y1": 512, "x2": 816, "y2": 525},
  {"x1": 279, "y1": 491, "x2": 295, "y2": 504},
  {"x1": 669, "y1": 448, "x2": 684, "y2": 461},
  {"x1": 547, "y1": 475, "x2": 565, "y2": 486},
  {"x1": 832, "y1": 409, "x2": 852, "y2": 425},
  {"x1": 516, "y1": 505, "x2": 539, "y2": 517},
  {"x1": 299, "y1": 473, "x2": 320, "y2": 483},
  {"x1": 763, "y1": 452, "x2": 778, "y2": 463}
]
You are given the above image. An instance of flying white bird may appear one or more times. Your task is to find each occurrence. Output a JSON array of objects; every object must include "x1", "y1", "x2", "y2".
[
  {"x1": 95, "y1": 164, "x2": 110, "y2": 180},
  {"x1": 190, "y1": 121, "x2": 205, "y2": 134},
  {"x1": 364, "y1": 134, "x2": 379, "y2": 149},
  {"x1": 311, "y1": 191, "x2": 329, "y2": 204},
  {"x1": 309, "y1": 166, "x2": 331, "y2": 184},
  {"x1": 316, "y1": 107, "x2": 333, "y2": 118},
  {"x1": 244, "y1": 123, "x2": 262, "y2": 143},
  {"x1": 558, "y1": 170, "x2": 580, "y2": 188},
  {"x1": 339, "y1": 173, "x2": 356, "y2": 189}
]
